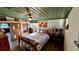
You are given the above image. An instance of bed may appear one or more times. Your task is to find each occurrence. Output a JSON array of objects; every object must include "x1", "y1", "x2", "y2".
[{"x1": 21, "y1": 32, "x2": 49, "y2": 51}]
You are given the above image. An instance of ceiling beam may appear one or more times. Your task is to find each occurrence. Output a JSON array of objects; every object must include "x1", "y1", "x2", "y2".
[{"x1": 32, "y1": 17, "x2": 65, "y2": 21}]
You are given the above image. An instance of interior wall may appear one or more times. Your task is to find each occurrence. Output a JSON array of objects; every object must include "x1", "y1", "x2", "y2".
[
  {"x1": 47, "y1": 19, "x2": 64, "y2": 29},
  {"x1": 64, "y1": 7, "x2": 79, "y2": 51},
  {"x1": 30, "y1": 19, "x2": 64, "y2": 31}
]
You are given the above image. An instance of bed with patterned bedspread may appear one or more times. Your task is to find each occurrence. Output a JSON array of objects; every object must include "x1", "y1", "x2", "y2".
[{"x1": 21, "y1": 32, "x2": 49, "y2": 51}]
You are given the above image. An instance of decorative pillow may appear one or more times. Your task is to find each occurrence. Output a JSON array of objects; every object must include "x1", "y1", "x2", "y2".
[{"x1": 38, "y1": 29, "x2": 48, "y2": 34}]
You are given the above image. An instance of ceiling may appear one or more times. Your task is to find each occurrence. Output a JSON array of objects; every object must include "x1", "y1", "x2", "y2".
[{"x1": 0, "y1": 7, "x2": 72, "y2": 21}]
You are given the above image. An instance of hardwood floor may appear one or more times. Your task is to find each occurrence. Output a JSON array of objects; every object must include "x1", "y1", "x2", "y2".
[{"x1": 41, "y1": 40, "x2": 64, "y2": 51}]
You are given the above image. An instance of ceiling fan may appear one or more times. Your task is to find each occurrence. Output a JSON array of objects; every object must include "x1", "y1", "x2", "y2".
[{"x1": 25, "y1": 7, "x2": 33, "y2": 21}]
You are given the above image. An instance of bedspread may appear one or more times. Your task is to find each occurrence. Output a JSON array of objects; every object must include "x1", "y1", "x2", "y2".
[{"x1": 22, "y1": 32, "x2": 49, "y2": 50}]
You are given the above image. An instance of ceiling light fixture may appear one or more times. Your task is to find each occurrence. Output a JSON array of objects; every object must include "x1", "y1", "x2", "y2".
[
  {"x1": 28, "y1": 16, "x2": 32, "y2": 21},
  {"x1": 28, "y1": 18, "x2": 32, "y2": 21}
]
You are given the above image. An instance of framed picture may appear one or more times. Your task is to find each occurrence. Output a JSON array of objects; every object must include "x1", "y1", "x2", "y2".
[{"x1": 38, "y1": 21, "x2": 47, "y2": 27}]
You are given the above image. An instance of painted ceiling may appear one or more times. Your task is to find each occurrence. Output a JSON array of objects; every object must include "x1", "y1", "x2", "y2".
[{"x1": 0, "y1": 7, "x2": 72, "y2": 21}]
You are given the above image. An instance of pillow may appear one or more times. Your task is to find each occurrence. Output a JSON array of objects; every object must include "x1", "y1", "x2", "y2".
[{"x1": 36, "y1": 29, "x2": 48, "y2": 34}]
